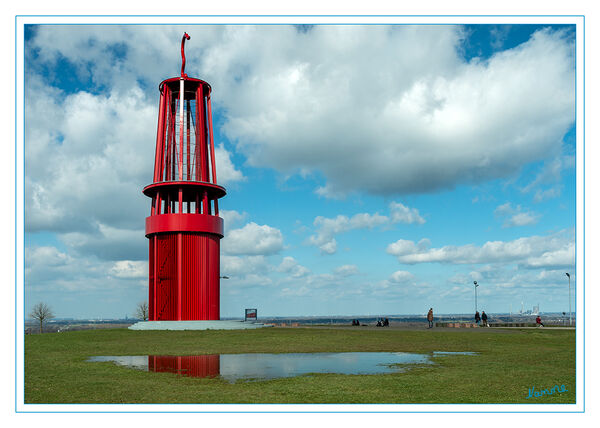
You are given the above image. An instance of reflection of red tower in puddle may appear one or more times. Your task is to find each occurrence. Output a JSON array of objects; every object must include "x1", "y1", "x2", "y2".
[
  {"x1": 144, "y1": 33, "x2": 225, "y2": 320},
  {"x1": 148, "y1": 355, "x2": 220, "y2": 378}
]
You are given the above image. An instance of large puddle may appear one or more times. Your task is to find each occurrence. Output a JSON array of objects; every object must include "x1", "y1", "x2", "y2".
[{"x1": 88, "y1": 351, "x2": 476, "y2": 382}]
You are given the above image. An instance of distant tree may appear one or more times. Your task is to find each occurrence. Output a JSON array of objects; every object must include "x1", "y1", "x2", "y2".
[
  {"x1": 29, "y1": 302, "x2": 55, "y2": 334},
  {"x1": 135, "y1": 301, "x2": 149, "y2": 321}
]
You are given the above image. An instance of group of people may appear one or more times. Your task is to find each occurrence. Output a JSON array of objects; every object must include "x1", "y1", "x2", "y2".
[
  {"x1": 376, "y1": 318, "x2": 390, "y2": 327},
  {"x1": 350, "y1": 318, "x2": 389, "y2": 326},
  {"x1": 357, "y1": 310, "x2": 546, "y2": 329},
  {"x1": 474, "y1": 310, "x2": 489, "y2": 327},
  {"x1": 426, "y1": 309, "x2": 546, "y2": 328},
  {"x1": 425, "y1": 308, "x2": 490, "y2": 328}
]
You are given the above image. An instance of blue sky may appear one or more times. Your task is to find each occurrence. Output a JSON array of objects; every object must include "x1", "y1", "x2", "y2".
[{"x1": 23, "y1": 24, "x2": 576, "y2": 319}]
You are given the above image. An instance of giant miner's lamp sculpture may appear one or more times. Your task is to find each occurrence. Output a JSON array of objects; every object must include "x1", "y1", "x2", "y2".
[
  {"x1": 129, "y1": 34, "x2": 268, "y2": 331},
  {"x1": 143, "y1": 33, "x2": 225, "y2": 322}
]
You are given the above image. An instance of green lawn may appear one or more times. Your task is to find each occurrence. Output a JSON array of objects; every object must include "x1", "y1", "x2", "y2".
[{"x1": 24, "y1": 326, "x2": 575, "y2": 404}]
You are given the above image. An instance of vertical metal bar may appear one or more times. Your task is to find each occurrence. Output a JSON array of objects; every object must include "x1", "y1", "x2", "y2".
[
  {"x1": 198, "y1": 86, "x2": 208, "y2": 182},
  {"x1": 177, "y1": 232, "x2": 182, "y2": 320},
  {"x1": 207, "y1": 94, "x2": 218, "y2": 185},
  {"x1": 178, "y1": 79, "x2": 185, "y2": 181},
  {"x1": 153, "y1": 87, "x2": 167, "y2": 183},
  {"x1": 166, "y1": 93, "x2": 174, "y2": 181},
  {"x1": 203, "y1": 191, "x2": 210, "y2": 215},
  {"x1": 159, "y1": 85, "x2": 170, "y2": 181},
  {"x1": 168, "y1": 96, "x2": 175, "y2": 181},
  {"x1": 172, "y1": 98, "x2": 177, "y2": 181},
  {"x1": 178, "y1": 188, "x2": 183, "y2": 218},
  {"x1": 186, "y1": 98, "x2": 191, "y2": 213},
  {"x1": 164, "y1": 96, "x2": 171, "y2": 182},
  {"x1": 202, "y1": 236, "x2": 207, "y2": 319},
  {"x1": 186, "y1": 99, "x2": 191, "y2": 180},
  {"x1": 195, "y1": 87, "x2": 201, "y2": 182},
  {"x1": 195, "y1": 237, "x2": 199, "y2": 318},
  {"x1": 153, "y1": 236, "x2": 157, "y2": 320},
  {"x1": 216, "y1": 241, "x2": 220, "y2": 320},
  {"x1": 169, "y1": 94, "x2": 177, "y2": 180}
]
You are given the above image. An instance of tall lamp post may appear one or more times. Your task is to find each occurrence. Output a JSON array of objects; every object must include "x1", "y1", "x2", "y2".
[
  {"x1": 474, "y1": 281, "x2": 479, "y2": 313},
  {"x1": 565, "y1": 272, "x2": 571, "y2": 326}
]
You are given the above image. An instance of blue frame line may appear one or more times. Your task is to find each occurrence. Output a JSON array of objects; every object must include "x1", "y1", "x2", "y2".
[
  {"x1": 16, "y1": 15, "x2": 584, "y2": 414},
  {"x1": 14, "y1": 14, "x2": 586, "y2": 17},
  {"x1": 581, "y1": 14, "x2": 585, "y2": 414},
  {"x1": 14, "y1": 13, "x2": 19, "y2": 416}
]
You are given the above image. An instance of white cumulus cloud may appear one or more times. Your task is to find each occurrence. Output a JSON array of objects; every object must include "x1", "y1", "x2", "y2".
[
  {"x1": 308, "y1": 202, "x2": 425, "y2": 254},
  {"x1": 216, "y1": 26, "x2": 574, "y2": 196},
  {"x1": 386, "y1": 230, "x2": 574, "y2": 269},
  {"x1": 494, "y1": 202, "x2": 540, "y2": 228},
  {"x1": 389, "y1": 202, "x2": 426, "y2": 224},
  {"x1": 28, "y1": 25, "x2": 574, "y2": 198},
  {"x1": 221, "y1": 255, "x2": 269, "y2": 277},
  {"x1": 333, "y1": 264, "x2": 360, "y2": 277},
  {"x1": 388, "y1": 270, "x2": 415, "y2": 283},
  {"x1": 222, "y1": 222, "x2": 284, "y2": 255},
  {"x1": 109, "y1": 260, "x2": 148, "y2": 279},
  {"x1": 277, "y1": 256, "x2": 311, "y2": 278}
]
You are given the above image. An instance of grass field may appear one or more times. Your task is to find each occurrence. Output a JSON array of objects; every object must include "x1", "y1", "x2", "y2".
[{"x1": 24, "y1": 326, "x2": 575, "y2": 404}]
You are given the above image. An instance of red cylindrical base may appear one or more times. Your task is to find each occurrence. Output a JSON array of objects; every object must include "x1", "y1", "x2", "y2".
[{"x1": 148, "y1": 232, "x2": 221, "y2": 320}]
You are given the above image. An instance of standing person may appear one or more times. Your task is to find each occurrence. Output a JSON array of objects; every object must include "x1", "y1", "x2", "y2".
[
  {"x1": 427, "y1": 308, "x2": 434, "y2": 329},
  {"x1": 481, "y1": 311, "x2": 488, "y2": 327},
  {"x1": 536, "y1": 315, "x2": 544, "y2": 327},
  {"x1": 475, "y1": 311, "x2": 481, "y2": 325}
]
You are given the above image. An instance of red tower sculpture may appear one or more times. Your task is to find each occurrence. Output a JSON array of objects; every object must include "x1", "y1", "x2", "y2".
[{"x1": 143, "y1": 33, "x2": 225, "y2": 321}]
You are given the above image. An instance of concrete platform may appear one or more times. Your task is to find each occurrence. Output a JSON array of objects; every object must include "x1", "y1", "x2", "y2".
[{"x1": 128, "y1": 320, "x2": 272, "y2": 331}]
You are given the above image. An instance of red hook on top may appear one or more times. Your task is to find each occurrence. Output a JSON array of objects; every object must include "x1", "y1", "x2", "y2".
[{"x1": 181, "y1": 32, "x2": 191, "y2": 78}]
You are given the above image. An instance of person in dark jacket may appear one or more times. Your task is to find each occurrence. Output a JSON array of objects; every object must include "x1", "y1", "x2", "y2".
[
  {"x1": 475, "y1": 311, "x2": 481, "y2": 325},
  {"x1": 481, "y1": 311, "x2": 488, "y2": 327}
]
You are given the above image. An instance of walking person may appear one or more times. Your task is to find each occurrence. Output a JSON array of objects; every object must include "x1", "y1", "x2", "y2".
[
  {"x1": 536, "y1": 315, "x2": 544, "y2": 327},
  {"x1": 427, "y1": 308, "x2": 434, "y2": 329},
  {"x1": 481, "y1": 311, "x2": 488, "y2": 327},
  {"x1": 475, "y1": 311, "x2": 481, "y2": 326}
]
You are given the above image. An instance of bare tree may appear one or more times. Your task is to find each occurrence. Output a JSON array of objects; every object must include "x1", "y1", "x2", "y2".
[
  {"x1": 135, "y1": 301, "x2": 149, "y2": 321},
  {"x1": 29, "y1": 302, "x2": 55, "y2": 334}
]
